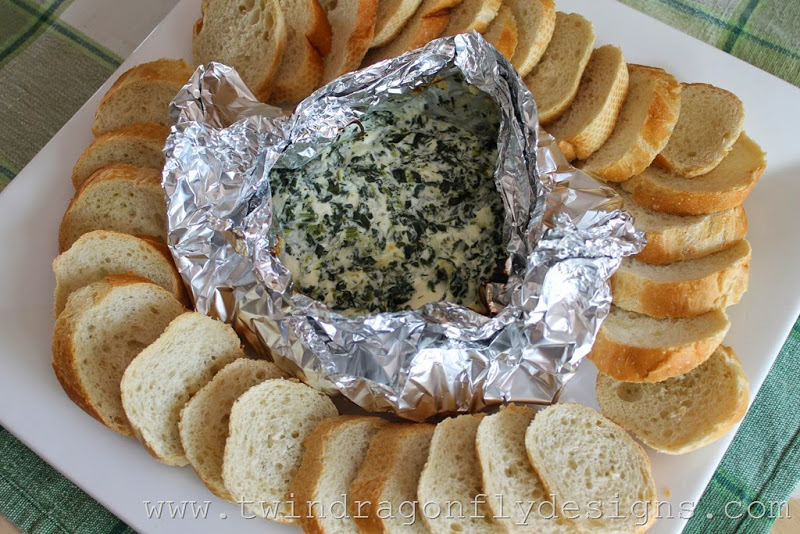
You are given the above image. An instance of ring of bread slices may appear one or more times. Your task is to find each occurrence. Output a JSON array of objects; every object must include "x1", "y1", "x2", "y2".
[{"x1": 51, "y1": 1, "x2": 762, "y2": 532}]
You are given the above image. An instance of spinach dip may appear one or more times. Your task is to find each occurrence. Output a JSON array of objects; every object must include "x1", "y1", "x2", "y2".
[{"x1": 271, "y1": 78, "x2": 505, "y2": 314}]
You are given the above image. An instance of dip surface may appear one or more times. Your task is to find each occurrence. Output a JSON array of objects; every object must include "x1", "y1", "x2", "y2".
[{"x1": 271, "y1": 79, "x2": 504, "y2": 313}]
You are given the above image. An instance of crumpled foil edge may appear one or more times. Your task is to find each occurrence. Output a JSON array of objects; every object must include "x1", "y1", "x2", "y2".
[{"x1": 163, "y1": 33, "x2": 644, "y2": 421}]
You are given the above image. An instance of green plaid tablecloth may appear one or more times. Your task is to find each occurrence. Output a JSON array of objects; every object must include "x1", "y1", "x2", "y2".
[{"x1": 0, "y1": 1, "x2": 798, "y2": 533}]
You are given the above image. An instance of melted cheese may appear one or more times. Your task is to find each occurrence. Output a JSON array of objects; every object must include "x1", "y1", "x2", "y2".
[{"x1": 271, "y1": 79, "x2": 504, "y2": 314}]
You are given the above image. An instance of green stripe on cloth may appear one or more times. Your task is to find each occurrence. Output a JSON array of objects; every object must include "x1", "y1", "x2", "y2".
[
  {"x1": 0, "y1": 24, "x2": 120, "y2": 186},
  {"x1": 0, "y1": 0, "x2": 73, "y2": 69},
  {"x1": 684, "y1": 317, "x2": 800, "y2": 533},
  {"x1": 0, "y1": 426, "x2": 135, "y2": 534},
  {"x1": 620, "y1": 0, "x2": 800, "y2": 85},
  {"x1": 5, "y1": 0, "x2": 122, "y2": 69}
]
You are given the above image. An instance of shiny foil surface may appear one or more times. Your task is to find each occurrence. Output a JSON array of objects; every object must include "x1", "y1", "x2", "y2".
[{"x1": 163, "y1": 33, "x2": 644, "y2": 421}]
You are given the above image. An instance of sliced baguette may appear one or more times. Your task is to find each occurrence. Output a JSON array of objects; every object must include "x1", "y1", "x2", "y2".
[
  {"x1": 179, "y1": 359, "x2": 289, "y2": 501},
  {"x1": 482, "y1": 5, "x2": 518, "y2": 60},
  {"x1": 372, "y1": 0, "x2": 425, "y2": 48},
  {"x1": 611, "y1": 240, "x2": 751, "y2": 318},
  {"x1": 580, "y1": 64, "x2": 681, "y2": 182},
  {"x1": 270, "y1": 0, "x2": 332, "y2": 104},
  {"x1": 589, "y1": 306, "x2": 730, "y2": 383},
  {"x1": 440, "y1": 0, "x2": 502, "y2": 36},
  {"x1": 525, "y1": 12, "x2": 595, "y2": 125},
  {"x1": 121, "y1": 312, "x2": 244, "y2": 465},
  {"x1": 505, "y1": 0, "x2": 556, "y2": 77},
  {"x1": 526, "y1": 403, "x2": 658, "y2": 533},
  {"x1": 58, "y1": 163, "x2": 167, "y2": 253},
  {"x1": 362, "y1": 0, "x2": 462, "y2": 66},
  {"x1": 418, "y1": 414, "x2": 503, "y2": 534},
  {"x1": 548, "y1": 45, "x2": 629, "y2": 160},
  {"x1": 320, "y1": 0, "x2": 378, "y2": 83},
  {"x1": 292, "y1": 416, "x2": 387, "y2": 532},
  {"x1": 92, "y1": 59, "x2": 194, "y2": 136},
  {"x1": 51, "y1": 275, "x2": 185, "y2": 436},
  {"x1": 53, "y1": 230, "x2": 187, "y2": 315},
  {"x1": 621, "y1": 133, "x2": 766, "y2": 216},
  {"x1": 654, "y1": 83, "x2": 745, "y2": 177},
  {"x1": 476, "y1": 405, "x2": 575, "y2": 533},
  {"x1": 349, "y1": 423, "x2": 435, "y2": 534},
  {"x1": 597, "y1": 345, "x2": 749, "y2": 455},
  {"x1": 616, "y1": 186, "x2": 748, "y2": 265},
  {"x1": 72, "y1": 123, "x2": 169, "y2": 189},
  {"x1": 222, "y1": 379, "x2": 338, "y2": 522},
  {"x1": 192, "y1": 0, "x2": 287, "y2": 101}
]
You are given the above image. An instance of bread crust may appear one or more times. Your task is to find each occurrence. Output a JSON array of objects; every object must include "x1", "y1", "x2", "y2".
[
  {"x1": 611, "y1": 242, "x2": 751, "y2": 318},
  {"x1": 525, "y1": 403, "x2": 658, "y2": 534},
  {"x1": 581, "y1": 64, "x2": 681, "y2": 182},
  {"x1": 589, "y1": 325, "x2": 727, "y2": 383},
  {"x1": 622, "y1": 135, "x2": 766, "y2": 216},
  {"x1": 508, "y1": 0, "x2": 556, "y2": 77},
  {"x1": 51, "y1": 274, "x2": 167, "y2": 436},
  {"x1": 526, "y1": 12, "x2": 595, "y2": 126},
  {"x1": 192, "y1": 0, "x2": 287, "y2": 101},
  {"x1": 58, "y1": 163, "x2": 165, "y2": 253},
  {"x1": 553, "y1": 46, "x2": 629, "y2": 161},
  {"x1": 92, "y1": 59, "x2": 195, "y2": 136},
  {"x1": 349, "y1": 423, "x2": 434, "y2": 533},
  {"x1": 72, "y1": 123, "x2": 169, "y2": 188},
  {"x1": 653, "y1": 83, "x2": 745, "y2": 178},
  {"x1": 636, "y1": 205, "x2": 748, "y2": 265},
  {"x1": 362, "y1": 0, "x2": 459, "y2": 66},
  {"x1": 270, "y1": 0, "x2": 332, "y2": 104},
  {"x1": 291, "y1": 415, "x2": 387, "y2": 532},
  {"x1": 483, "y1": 5, "x2": 517, "y2": 60},
  {"x1": 596, "y1": 346, "x2": 749, "y2": 454},
  {"x1": 323, "y1": 0, "x2": 379, "y2": 82}
]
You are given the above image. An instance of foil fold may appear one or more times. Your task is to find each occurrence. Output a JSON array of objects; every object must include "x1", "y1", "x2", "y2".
[{"x1": 163, "y1": 33, "x2": 644, "y2": 421}]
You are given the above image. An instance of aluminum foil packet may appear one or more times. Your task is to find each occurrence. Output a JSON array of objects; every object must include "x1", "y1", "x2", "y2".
[{"x1": 163, "y1": 33, "x2": 644, "y2": 421}]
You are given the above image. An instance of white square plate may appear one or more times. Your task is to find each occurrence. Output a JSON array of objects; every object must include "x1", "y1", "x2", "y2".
[{"x1": 1, "y1": 0, "x2": 799, "y2": 532}]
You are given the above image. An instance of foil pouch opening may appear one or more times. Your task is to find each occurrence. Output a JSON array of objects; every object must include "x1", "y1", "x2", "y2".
[{"x1": 163, "y1": 33, "x2": 645, "y2": 421}]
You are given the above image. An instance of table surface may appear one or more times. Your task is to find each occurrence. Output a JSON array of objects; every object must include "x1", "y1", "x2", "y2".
[{"x1": 0, "y1": 0, "x2": 798, "y2": 533}]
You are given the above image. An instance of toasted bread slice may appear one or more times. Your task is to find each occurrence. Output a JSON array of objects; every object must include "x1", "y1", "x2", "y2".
[
  {"x1": 92, "y1": 59, "x2": 194, "y2": 136},
  {"x1": 597, "y1": 345, "x2": 749, "y2": 455},
  {"x1": 548, "y1": 46, "x2": 629, "y2": 161},
  {"x1": 441, "y1": 0, "x2": 501, "y2": 36},
  {"x1": 654, "y1": 83, "x2": 745, "y2": 177},
  {"x1": 179, "y1": 359, "x2": 289, "y2": 501},
  {"x1": 192, "y1": 0, "x2": 287, "y2": 101},
  {"x1": 320, "y1": 0, "x2": 379, "y2": 83},
  {"x1": 72, "y1": 123, "x2": 169, "y2": 189},
  {"x1": 418, "y1": 414, "x2": 503, "y2": 533},
  {"x1": 505, "y1": 0, "x2": 555, "y2": 77},
  {"x1": 590, "y1": 306, "x2": 730, "y2": 383},
  {"x1": 58, "y1": 163, "x2": 167, "y2": 253},
  {"x1": 622, "y1": 133, "x2": 766, "y2": 216},
  {"x1": 270, "y1": 0, "x2": 332, "y2": 104},
  {"x1": 616, "y1": 186, "x2": 748, "y2": 265},
  {"x1": 612, "y1": 240, "x2": 751, "y2": 318},
  {"x1": 121, "y1": 312, "x2": 244, "y2": 465},
  {"x1": 525, "y1": 12, "x2": 594, "y2": 125},
  {"x1": 580, "y1": 64, "x2": 681, "y2": 182},
  {"x1": 53, "y1": 230, "x2": 187, "y2": 315},
  {"x1": 363, "y1": 0, "x2": 462, "y2": 66},
  {"x1": 349, "y1": 423, "x2": 435, "y2": 534},
  {"x1": 482, "y1": 5, "x2": 518, "y2": 60},
  {"x1": 477, "y1": 405, "x2": 575, "y2": 533},
  {"x1": 526, "y1": 403, "x2": 658, "y2": 533},
  {"x1": 51, "y1": 275, "x2": 185, "y2": 436},
  {"x1": 372, "y1": 0, "x2": 425, "y2": 48},
  {"x1": 292, "y1": 416, "x2": 387, "y2": 532},
  {"x1": 222, "y1": 379, "x2": 338, "y2": 522}
]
